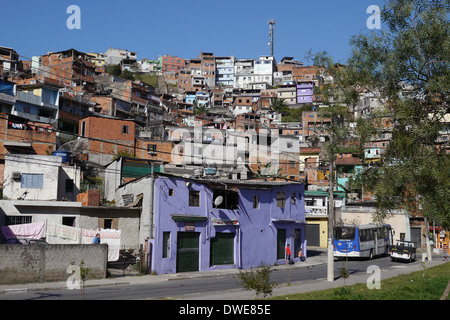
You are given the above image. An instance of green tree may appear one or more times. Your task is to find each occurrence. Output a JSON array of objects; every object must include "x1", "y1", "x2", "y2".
[
  {"x1": 105, "y1": 64, "x2": 122, "y2": 77},
  {"x1": 271, "y1": 98, "x2": 289, "y2": 115},
  {"x1": 282, "y1": 105, "x2": 314, "y2": 122},
  {"x1": 193, "y1": 100, "x2": 208, "y2": 115},
  {"x1": 347, "y1": 0, "x2": 450, "y2": 227},
  {"x1": 120, "y1": 69, "x2": 135, "y2": 80}
]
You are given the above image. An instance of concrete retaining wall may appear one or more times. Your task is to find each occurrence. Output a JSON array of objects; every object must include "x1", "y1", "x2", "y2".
[{"x1": 0, "y1": 244, "x2": 108, "y2": 285}]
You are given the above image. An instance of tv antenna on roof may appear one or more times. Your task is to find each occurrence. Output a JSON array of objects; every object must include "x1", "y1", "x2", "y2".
[{"x1": 268, "y1": 19, "x2": 276, "y2": 57}]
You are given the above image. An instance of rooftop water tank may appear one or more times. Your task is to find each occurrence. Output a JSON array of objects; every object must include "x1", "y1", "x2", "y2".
[{"x1": 52, "y1": 150, "x2": 71, "y2": 163}]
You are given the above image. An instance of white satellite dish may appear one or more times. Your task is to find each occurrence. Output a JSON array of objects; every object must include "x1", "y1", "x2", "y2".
[{"x1": 214, "y1": 196, "x2": 223, "y2": 207}]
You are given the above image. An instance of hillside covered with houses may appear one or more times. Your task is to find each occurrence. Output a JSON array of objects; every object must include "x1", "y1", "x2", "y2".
[{"x1": 0, "y1": 45, "x2": 448, "y2": 275}]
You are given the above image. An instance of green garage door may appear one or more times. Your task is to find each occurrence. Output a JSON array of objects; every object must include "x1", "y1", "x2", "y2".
[
  {"x1": 277, "y1": 229, "x2": 286, "y2": 260},
  {"x1": 210, "y1": 232, "x2": 234, "y2": 265},
  {"x1": 177, "y1": 232, "x2": 200, "y2": 272}
]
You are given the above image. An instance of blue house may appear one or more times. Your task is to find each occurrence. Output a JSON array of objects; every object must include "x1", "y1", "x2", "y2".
[
  {"x1": 115, "y1": 173, "x2": 306, "y2": 274},
  {"x1": 0, "y1": 79, "x2": 16, "y2": 113},
  {"x1": 12, "y1": 81, "x2": 61, "y2": 124}
]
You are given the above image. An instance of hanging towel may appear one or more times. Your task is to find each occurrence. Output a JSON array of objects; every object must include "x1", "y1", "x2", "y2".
[
  {"x1": 1, "y1": 221, "x2": 46, "y2": 239},
  {"x1": 46, "y1": 223, "x2": 81, "y2": 244},
  {"x1": 82, "y1": 228, "x2": 121, "y2": 261}
]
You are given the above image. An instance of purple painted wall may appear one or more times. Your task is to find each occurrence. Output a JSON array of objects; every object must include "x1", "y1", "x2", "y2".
[
  {"x1": 151, "y1": 176, "x2": 306, "y2": 274},
  {"x1": 297, "y1": 82, "x2": 314, "y2": 104}
]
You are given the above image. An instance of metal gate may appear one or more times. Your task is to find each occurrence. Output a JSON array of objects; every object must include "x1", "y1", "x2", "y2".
[
  {"x1": 177, "y1": 232, "x2": 200, "y2": 273},
  {"x1": 306, "y1": 224, "x2": 320, "y2": 247},
  {"x1": 410, "y1": 228, "x2": 422, "y2": 247},
  {"x1": 210, "y1": 232, "x2": 234, "y2": 265}
]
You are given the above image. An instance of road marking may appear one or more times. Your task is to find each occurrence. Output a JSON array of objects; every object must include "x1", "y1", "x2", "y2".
[{"x1": 4, "y1": 288, "x2": 28, "y2": 294}]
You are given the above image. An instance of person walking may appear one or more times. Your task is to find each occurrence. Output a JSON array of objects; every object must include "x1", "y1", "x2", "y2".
[{"x1": 285, "y1": 244, "x2": 291, "y2": 265}]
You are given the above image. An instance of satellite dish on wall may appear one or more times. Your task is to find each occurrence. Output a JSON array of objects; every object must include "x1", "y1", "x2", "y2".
[{"x1": 214, "y1": 196, "x2": 223, "y2": 207}]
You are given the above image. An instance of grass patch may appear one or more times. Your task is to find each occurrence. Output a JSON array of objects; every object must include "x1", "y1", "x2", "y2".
[{"x1": 271, "y1": 262, "x2": 450, "y2": 300}]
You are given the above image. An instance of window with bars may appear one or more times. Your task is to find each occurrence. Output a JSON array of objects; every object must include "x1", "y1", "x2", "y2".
[
  {"x1": 6, "y1": 216, "x2": 32, "y2": 225},
  {"x1": 189, "y1": 190, "x2": 200, "y2": 207},
  {"x1": 276, "y1": 192, "x2": 285, "y2": 208}
]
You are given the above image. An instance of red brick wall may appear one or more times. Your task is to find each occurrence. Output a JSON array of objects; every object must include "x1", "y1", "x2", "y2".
[
  {"x1": 77, "y1": 189, "x2": 100, "y2": 206},
  {"x1": 79, "y1": 116, "x2": 135, "y2": 157}
]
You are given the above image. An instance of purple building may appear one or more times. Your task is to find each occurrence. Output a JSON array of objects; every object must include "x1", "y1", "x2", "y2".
[
  {"x1": 297, "y1": 81, "x2": 314, "y2": 104},
  {"x1": 117, "y1": 173, "x2": 306, "y2": 274}
]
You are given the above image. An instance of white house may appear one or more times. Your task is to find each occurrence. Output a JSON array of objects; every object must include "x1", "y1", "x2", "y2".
[
  {"x1": 3, "y1": 154, "x2": 80, "y2": 201},
  {"x1": 253, "y1": 56, "x2": 275, "y2": 86}
]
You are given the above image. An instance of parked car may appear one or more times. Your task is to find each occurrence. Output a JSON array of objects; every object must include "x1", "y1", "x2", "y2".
[
  {"x1": 389, "y1": 240, "x2": 416, "y2": 262},
  {"x1": 1, "y1": 238, "x2": 48, "y2": 245}
]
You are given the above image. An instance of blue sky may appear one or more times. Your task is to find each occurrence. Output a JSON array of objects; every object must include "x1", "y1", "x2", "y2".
[{"x1": 2, "y1": 0, "x2": 385, "y2": 65}]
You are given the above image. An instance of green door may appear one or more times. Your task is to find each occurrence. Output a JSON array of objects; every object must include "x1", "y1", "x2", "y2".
[
  {"x1": 210, "y1": 232, "x2": 234, "y2": 266},
  {"x1": 277, "y1": 229, "x2": 286, "y2": 260},
  {"x1": 177, "y1": 232, "x2": 200, "y2": 272}
]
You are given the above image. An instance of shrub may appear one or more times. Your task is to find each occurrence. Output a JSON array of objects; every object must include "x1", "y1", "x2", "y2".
[{"x1": 235, "y1": 264, "x2": 278, "y2": 299}]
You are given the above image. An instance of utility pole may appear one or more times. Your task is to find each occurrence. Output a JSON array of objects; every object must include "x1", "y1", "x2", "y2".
[
  {"x1": 268, "y1": 19, "x2": 276, "y2": 57},
  {"x1": 327, "y1": 135, "x2": 336, "y2": 282}
]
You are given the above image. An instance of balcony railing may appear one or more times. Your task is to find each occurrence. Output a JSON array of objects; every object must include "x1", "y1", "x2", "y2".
[
  {"x1": 305, "y1": 206, "x2": 328, "y2": 216},
  {"x1": 16, "y1": 91, "x2": 57, "y2": 109},
  {"x1": 11, "y1": 111, "x2": 52, "y2": 124},
  {"x1": 17, "y1": 91, "x2": 41, "y2": 105}
]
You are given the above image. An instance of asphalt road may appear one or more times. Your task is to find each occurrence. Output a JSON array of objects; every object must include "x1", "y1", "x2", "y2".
[{"x1": 0, "y1": 255, "x2": 420, "y2": 300}]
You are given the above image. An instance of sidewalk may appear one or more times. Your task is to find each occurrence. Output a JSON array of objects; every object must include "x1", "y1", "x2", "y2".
[{"x1": 0, "y1": 248, "x2": 447, "y2": 299}]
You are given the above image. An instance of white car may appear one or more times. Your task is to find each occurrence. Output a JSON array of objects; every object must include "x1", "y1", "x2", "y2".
[{"x1": 389, "y1": 240, "x2": 416, "y2": 262}]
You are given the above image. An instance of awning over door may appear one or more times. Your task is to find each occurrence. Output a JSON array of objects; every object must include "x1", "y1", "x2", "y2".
[{"x1": 171, "y1": 214, "x2": 207, "y2": 222}]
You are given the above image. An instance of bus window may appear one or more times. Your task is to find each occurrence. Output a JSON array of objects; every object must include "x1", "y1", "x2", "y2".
[
  {"x1": 334, "y1": 227, "x2": 356, "y2": 240},
  {"x1": 360, "y1": 229, "x2": 374, "y2": 241}
]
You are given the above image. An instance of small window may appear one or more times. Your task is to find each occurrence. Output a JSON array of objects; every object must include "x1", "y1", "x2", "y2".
[
  {"x1": 104, "y1": 219, "x2": 113, "y2": 229},
  {"x1": 162, "y1": 232, "x2": 170, "y2": 258},
  {"x1": 62, "y1": 216, "x2": 76, "y2": 227},
  {"x1": 65, "y1": 179, "x2": 74, "y2": 192},
  {"x1": 189, "y1": 190, "x2": 200, "y2": 207},
  {"x1": 99, "y1": 218, "x2": 118, "y2": 230},
  {"x1": 253, "y1": 194, "x2": 259, "y2": 209},
  {"x1": 147, "y1": 144, "x2": 157, "y2": 153},
  {"x1": 122, "y1": 125, "x2": 129, "y2": 134},
  {"x1": 81, "y1": 121, "x2": 86, "y2": 137},
  {"x1": 276, "y1": 192, "x2": 285, "y2": 208}
]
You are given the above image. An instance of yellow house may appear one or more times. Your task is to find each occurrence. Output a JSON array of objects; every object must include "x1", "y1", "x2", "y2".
[{"x1": 87, "y1": 53, "x2": 106, "y2": 68}]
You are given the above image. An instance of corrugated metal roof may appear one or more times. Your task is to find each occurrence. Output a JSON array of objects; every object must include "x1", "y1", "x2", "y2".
[{"x1": 192, "y1": 178, "x2": 303, "y2": 186}]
